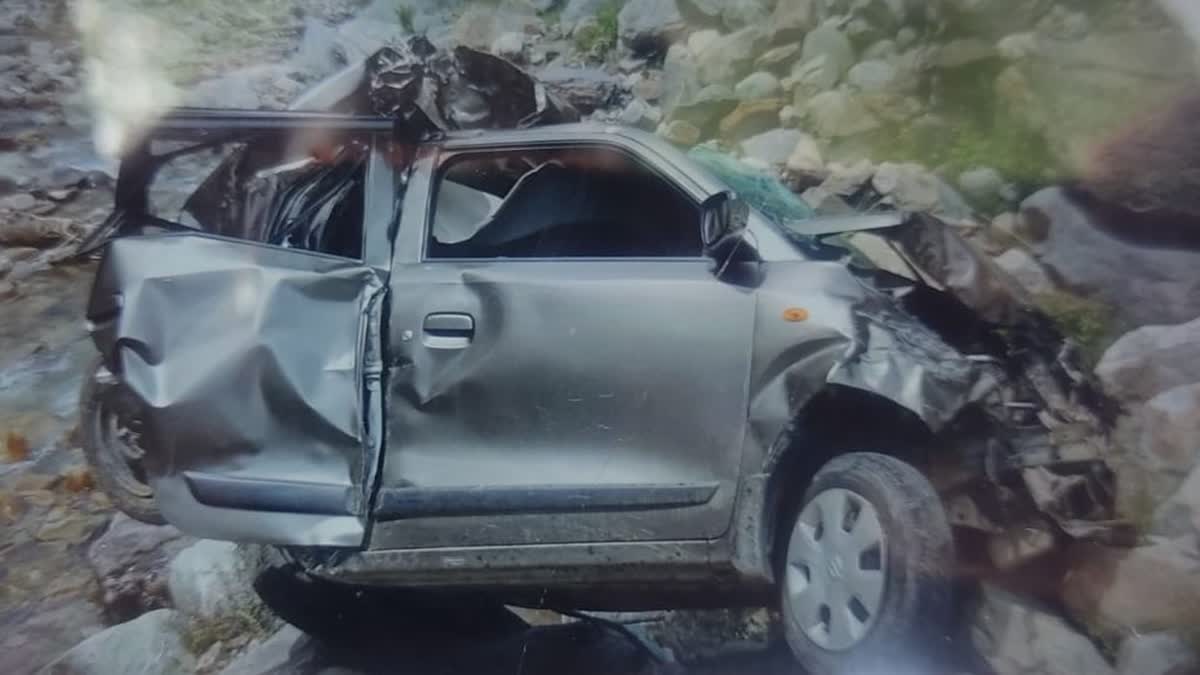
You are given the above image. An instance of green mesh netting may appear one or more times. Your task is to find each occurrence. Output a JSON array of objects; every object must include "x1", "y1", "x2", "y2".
[{"x1": 686, "y1": 145, "x2": 814, "y2": 224}]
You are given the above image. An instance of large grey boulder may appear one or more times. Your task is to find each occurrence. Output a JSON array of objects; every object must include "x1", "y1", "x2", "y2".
[
  {"x1": 1116, "y1": 632, "x2": 1200, "y2": 675},
  {"x1": 168, "y1": 541, "x2": 262, "y2": 621},
  {"x1": 219, "y1": 626, "x2": 314, "y2": 675},
  {"x1": 39, "y1": 610, "x2": 194, "y2": 675},
  {"x1": 1136, "y1": 383, "x2": 1200, "y2": 478},
  {"x1": 972, "y1": 586, "x2": 1115, "y2": 675},
  {"x1": 86, "y1": 513, "x2": 192, "y2": 622},
  {"x1": 1059, "y1": 540, "x2": 1200, "y2": 644},
  {"x1": 1154, "y1": 463, "x2": 1200, "y2": 538},
  {"x1": 617, "y1": 0, "x2": 686, "y2": 55},
  {"x1": 1020, "y1": 187, "x2": 1200, "y2": 328},
  {"x1": 1095, "y1": 317, "x2": 1200, "y2": 403}
]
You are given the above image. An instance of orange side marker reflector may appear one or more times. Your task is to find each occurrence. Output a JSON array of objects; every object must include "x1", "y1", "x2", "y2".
[{"x1": 783, "y1": 307, "x2": 809, "y2": 322}]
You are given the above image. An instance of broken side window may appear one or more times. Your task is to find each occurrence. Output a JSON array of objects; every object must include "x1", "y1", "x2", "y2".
[
  {"x1": 425, "y1": 145, "x2": 703, "y2": 260},
  {"x1": 128, "y1": 132, "x2": 370, "y2": 261}
]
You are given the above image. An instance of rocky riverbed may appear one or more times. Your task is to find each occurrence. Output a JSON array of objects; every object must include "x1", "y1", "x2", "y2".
[{"x1": 4, "y1": 0, "x2": 1200, "y2": 673}]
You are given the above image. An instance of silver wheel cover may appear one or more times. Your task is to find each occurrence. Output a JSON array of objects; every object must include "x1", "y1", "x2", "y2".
[{"x1": 785, "y1": 488, "x2": 887, "y2": 651}]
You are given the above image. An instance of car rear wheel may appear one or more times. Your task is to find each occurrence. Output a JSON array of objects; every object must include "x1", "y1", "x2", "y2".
[
  {"x1": 80, "y1": 357, "x2": 164, "y2": 524},
  {"x1": 780, "y1": 452, "x2": 954, "y2": 674}
]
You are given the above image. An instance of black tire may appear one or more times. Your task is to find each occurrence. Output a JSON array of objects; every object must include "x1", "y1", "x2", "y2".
[
  {"x1": 780, "y1": 452, "x2": 954, "y2": 674},
  {"x1": 80, "y1": 356, "x2": 164, "y2": 524}
]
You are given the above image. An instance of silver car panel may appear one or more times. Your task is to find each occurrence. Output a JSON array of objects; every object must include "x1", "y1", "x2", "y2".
[{"x1": 87, "y1": 233, "x2": 386, "y2": 546}]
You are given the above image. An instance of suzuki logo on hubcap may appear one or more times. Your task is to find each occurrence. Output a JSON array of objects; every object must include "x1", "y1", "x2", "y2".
[{"x1": 827, "y1": 554, "x2": 844, "y2": 580}]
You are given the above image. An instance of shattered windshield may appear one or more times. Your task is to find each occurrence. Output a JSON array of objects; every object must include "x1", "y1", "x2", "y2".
[{"x1": 3, "y1": 1, "x2": 1200, "y2": 674}]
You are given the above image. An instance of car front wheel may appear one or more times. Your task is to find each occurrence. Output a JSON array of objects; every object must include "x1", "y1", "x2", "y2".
[{"x1": 780, "y1": 452, "x2": 954, "y2": 674}]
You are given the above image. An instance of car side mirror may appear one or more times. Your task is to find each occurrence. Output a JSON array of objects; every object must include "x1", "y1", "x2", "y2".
[{"x1": 700, "y1": 191, "x2": 748, "y2": 247}]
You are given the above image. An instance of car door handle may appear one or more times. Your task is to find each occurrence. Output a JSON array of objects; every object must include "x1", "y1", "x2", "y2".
[{"x1": 423, "y1": 313, "x2": 475, "y2": 349}]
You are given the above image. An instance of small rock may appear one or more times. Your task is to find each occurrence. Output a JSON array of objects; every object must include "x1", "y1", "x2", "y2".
[
  {"x1": 778, "y1": 104, "x2": 801, "y2": 128},
  {"x1": 997, "y1": 32, "x2": 1039, "y2": 60},
  {"x1": 40, "y1": 609, "x2": 195, "y2": 674},
  {"x1": 754, "y1": 43, "x2": 801, "y2": 72},
  {"x1": 740, "y1": 129, "x2": 807, "y2": 167},
  {"x1": 784, "y1": 133, "x2": 824, "y2": 175},
  {"x1": 862, "y1": 39, "x2": 897, "y2": 61},
  {"x1": 696, "y1": 26, "x2": 766, "y2": 86},
  {"x1": 846, "y1": 59, "x2": 898, "y2": 92},
  {"x1": 896, "y1": 26, "x2": 917, "y2": 49},
  {"x1": 0, "y1": 280, "x2": 16, "y2": 301},
  {"x1": 88, "y1": 513, "x2": 191, "y2": 622},
  {"x1": 801, "y1": 186, "x2": 855, "y2": 214},
  {"x1": 733, "y1": 71, "x2": 780, "y2": 100},
  {"x1": 491, "y1": 32, "x2": 525, "y2": 60},
  {"x1": 820, "y1": 159, "x2": 875, "y2": 196},
  {"x1": 1060, "y1": 540, "x2": 1200, "y2": 644},
  {"x1": 718, "y1": 98, "x2": 784, "y2": 141},
  {"x1": 803, "y1": 88, "x2": 880, "y2": 138},
  {"x1": 872, "y1": 162, "x2": 941, "y2": 211},
  {"x1": 958, "y1": 166, "x2": 1017, "y2": 208},
  {"x1": 0, "y1": 192, "x2": 36, "y2": 211},
  {"x1": 168, "y1": 541, "x2": 260, "y2": 620},
  {"x1": 657, "y1": 119, "x2": 701, "y2": 145},
  {"x1": 617, "y1": 98, "x2": 662, "y2": 130},
  {"x1": 720, "y1": 0, "x2": 772, "y2": 30},
  {"x1": 1095, "y1": 317, "x2": 1200, "y2": 403},
  {"x1": 35, "y1": 510, "x2": 96, "y2": 543},
  {"x1": 196, "y1": 641, "x2": 224, "y2": 672},
  {"x1": 1116, "y1": 632, "x2": 1200, "y2": 675},
  {"x1": 972, "y1": 585, "x2": 1115, "y2": 675},
  {"x1": 994, "y1": 248, "x2": 1053, "y2": 295},
  {"x1": 935, "y1": 37, "x2": 996, "y2": 68},
  {"x1": 769, "y1": 0, "x2": 817, "y2": 44},
  {"x1": 799, "y1": 23, "x2": 855, "y2": 86},
  {"x1": 632, "y1": 70, "x2": 663, "y2": 101}
]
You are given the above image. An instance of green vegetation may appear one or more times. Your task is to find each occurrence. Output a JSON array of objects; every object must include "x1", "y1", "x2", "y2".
[
  {"x1": 179, "y1": 599, "x2": 276, "y2": 657},
  {"x1": 395, "y1": 3, "x2": 415, "y2": 33},
  {"x1": 1033, "y1": 291, "x2": 1120, "y2": 368},
  {"x1": 574, "y1": 0, "x2": 622, "y2": 57}
]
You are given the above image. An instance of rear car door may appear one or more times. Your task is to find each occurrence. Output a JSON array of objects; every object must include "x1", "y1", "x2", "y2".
[
  {"x1": 85, "y1": 112, "x2": 395, "y2": 547},
  {"x1": 370, "y1": 137, "x2": 756, "y2": 550}
]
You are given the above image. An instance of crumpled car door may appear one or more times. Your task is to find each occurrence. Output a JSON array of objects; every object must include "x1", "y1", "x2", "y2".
[{"x1": 87, "y1": 233, "x2": 386, "y2": 547}]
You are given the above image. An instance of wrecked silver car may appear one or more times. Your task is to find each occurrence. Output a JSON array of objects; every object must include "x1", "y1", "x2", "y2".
[{"x1": 77, "y1": 43, "x2": 1120, "y2": 674}]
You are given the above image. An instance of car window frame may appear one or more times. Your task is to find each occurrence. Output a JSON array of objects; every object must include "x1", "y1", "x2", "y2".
[{"x1": 419, "y1": 141, "x2": 709, "y2": 264}]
